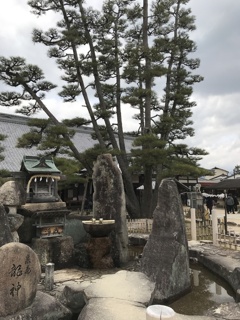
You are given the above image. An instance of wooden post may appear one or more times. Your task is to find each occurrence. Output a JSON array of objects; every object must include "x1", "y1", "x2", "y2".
[
  {"x1": 212, "y1": 209, "x2": 218, "y2": 246},
  {"x1": 191, "y1": 208, "x2": 197, "y2": 241},
  {"x1": 81, "y1": 179, "x2": 89, "y2": 215}
]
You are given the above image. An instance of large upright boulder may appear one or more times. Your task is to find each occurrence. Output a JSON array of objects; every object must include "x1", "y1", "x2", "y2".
[
  {"x1": 92, "y1": 154, "x2": 128, "y2": 265},
  {"x1": 140, "y1": 178, "x2": 191, "y2": 303}
]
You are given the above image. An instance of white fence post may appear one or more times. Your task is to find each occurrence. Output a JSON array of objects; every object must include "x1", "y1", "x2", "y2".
[
  {"x1": 212, "y1": 209, "x2": 218, "y2": 246},
  {"x1": 191, "y1": 208, "x2": 197, "y2": 241}
]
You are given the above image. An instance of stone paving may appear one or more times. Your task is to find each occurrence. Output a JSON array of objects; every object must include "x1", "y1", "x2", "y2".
[
  {"x1": 36, "y1": 207, "x2": 240, "y2": 320},
  {"x1": 36, "y1": 240, "x2": 240, "y2": 320}
]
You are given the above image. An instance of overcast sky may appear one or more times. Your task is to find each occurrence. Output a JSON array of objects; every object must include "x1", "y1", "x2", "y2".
[{"x1": 0, "y1": 0, "x2": 240, "y2": 174}]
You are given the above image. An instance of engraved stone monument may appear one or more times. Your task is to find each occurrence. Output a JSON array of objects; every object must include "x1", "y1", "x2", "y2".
[{"x1": 0, "y1": 242, "x2": 41, "y2": 317}]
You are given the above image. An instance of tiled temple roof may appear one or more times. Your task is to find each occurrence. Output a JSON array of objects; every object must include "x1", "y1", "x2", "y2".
[{"x1": 0, "y1": 113, "x2": 134, "y2": 172}]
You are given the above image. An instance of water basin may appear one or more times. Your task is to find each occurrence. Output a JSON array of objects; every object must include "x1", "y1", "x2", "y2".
[
  {"x1": 169, "y1": 262, "x2": 235, "y2": 315},
  {"x1": 82, "y1": 219, "x2": 115, "y2": 237},
  {"x1": 127, "y1": 246, "x2": 235, "y2": 316}
]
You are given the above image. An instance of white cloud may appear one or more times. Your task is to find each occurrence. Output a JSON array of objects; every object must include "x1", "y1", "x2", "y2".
[
  {"x1": 1, "y1": 0, "x2": 240, "y2": 174},
  {"x1": 186, "y1": 93, "x2": 240, "y2": 171}
]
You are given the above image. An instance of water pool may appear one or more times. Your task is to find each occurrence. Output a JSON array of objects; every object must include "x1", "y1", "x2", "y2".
[
  {"x1": 169, "y1": 262, "x2": 235, "y2": 315},
  {"x1": 128, "y1": 245, "x2": 235, "y2": 315}
]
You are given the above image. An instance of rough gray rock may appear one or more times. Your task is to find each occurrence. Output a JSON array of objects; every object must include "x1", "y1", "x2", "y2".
[
  {"x1": 86, "y1": 236, "x2": 114, "y2": 268},
  {"x1": 64, "y1": 215, "x2": 88, "y2": 245},
  {"x1": 31, "y1": 291, "x2": 72, "y2": 320},
  {"x1": 78, "y1": 298, "x2": 146, "y2": 320},
  {"x1": 92, "y1": 154, "x2": 128, "y2": 265},
  {"x1": 77, "y1": 297, "x2": 216, "y2": 320},
  {"x1": 0, "y1": 180, "x2": 26, "y2": 206},
  {"x1": 32, "y1": 236, "x2": 74, "y2": 270},
  {"x1": 51, "y1": 236, "x2": 74, "y2": 269},
  {"x1": 0, "y1": 204, "x2": 13, "y2": 246},
  {"x1": 60, "y1": 282, "x2": 89, "y2": 314},
  {"x1": 0, "y1": 291, "x2": 72, "y2": 320},
  {"x1": 1, "y1": 210, "x2": 24, "y2": 243},
  {"x1": 84, "y1": 270, "x2": 155, "y2": 305},
  {"x1": 140, "y1": 178, "x2": 191, "y2": 303},
  {"x1": 78, "y1": 272, "x2": 214, "y2": 320},
  {"x1": 11, "y1": 230, "x2": 20, "y2": 242},
  {"x1": 18, "y1": 216, "x2": 36, "y2": 243},
  {"x1": 205, "y1": 301, "x2": 240, "y2": 319},
  {"x1": 8, "y1": 213, "x2": 24, "y2": 231}
]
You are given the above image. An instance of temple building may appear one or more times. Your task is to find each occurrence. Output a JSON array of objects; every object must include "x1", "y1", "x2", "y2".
[{"x1": 0, "y1": 112, "x2": 135, "y2": 209}]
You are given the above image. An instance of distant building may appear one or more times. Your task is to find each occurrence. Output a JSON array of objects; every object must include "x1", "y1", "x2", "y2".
[
  {"x1": 200, "y1": 167, "x2": 240, "y2": 197},
  {"x1": 0, "y1": 112, "x2": 135, "y2": 209},
  {"x1": 203, "y1": 167, "x2": 229, "y2": 181},
  {"x1": 0, "y1": 112, "x2": 134, "y2": 172},
  {"x1": 2, "y1": 112, "x2": 239, "y2": 203}
]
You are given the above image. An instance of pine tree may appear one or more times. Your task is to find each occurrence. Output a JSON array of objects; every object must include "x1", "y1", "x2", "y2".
[
  {"x1": 122, "y1": 0, "x2": 208, "y2": 215},
  {"x1": 0, "y1": 0, "x2": 209, "y2": 217}
]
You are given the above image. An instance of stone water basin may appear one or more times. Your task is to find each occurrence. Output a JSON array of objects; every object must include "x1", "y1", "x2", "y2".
[{"x1": 82, "y1": 219, "x2": 115, "y2": 237}]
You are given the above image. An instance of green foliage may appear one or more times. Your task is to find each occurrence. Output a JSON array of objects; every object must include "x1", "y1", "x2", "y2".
[
  {"x1": 163, "y1": 159, "x2": 210, "y2": 179},
  {"x1": 233, "y1": 165, "x2": 240, "y2": 175},
  {"x1": 17, "y1": 131, "x2": 42, "y2": 148},
  {"x1": 160, "y1": 143, "x2": 209, "y2": 178},
  {"x1": 54, "y1": 157, "x2": 86, "y2": 189},
  {"x1": 62, "y1": 117, "x2": 91, "y2": 127},
  {"x1": 0, "y1": 56, "x2": 57, "y2": 116},
  {"x1": 131, "y1": 134, "x2": 167, "y2": 170},
  {"x1": 16, "y1": 117, "x2": 77, "y2": 156},
  {"x1": 80, "y1": 144, "x2": 119, "y2": 169},
  {"x1": 0, "y1": 0, "x2": 208, "y2": 217},
  {"x1": 90, "y1": 125, "x2": 113, "y2": 146}
]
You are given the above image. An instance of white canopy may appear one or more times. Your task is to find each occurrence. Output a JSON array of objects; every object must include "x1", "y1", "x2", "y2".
[{"x1": 202, "y1": 192, "x2": 225, "y2": 199}]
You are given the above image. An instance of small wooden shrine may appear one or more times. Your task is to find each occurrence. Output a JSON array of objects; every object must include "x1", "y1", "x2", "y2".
[
  {"x1": 18, "y1": 155, "x2": 70, "y2": 238},
  {"x1": 20, "y1": 155, "x2": 62, "y2": 203}
]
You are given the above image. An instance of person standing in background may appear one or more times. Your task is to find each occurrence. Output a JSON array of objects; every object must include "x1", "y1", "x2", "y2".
[
  {"x1": 225, "y1": 194, "x2": 235, "y2": 214},
  {"x1": 233, "y1": 195, "x2": 239, "y2": 213},
  {"x1": 206, "y1": 197, "x2": 214, "y2": 215}
]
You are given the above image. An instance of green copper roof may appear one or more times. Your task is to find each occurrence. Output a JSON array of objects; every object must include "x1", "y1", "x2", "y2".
[{"x1": 21, "y1": 156, "x2": 61, "y2": 174}]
